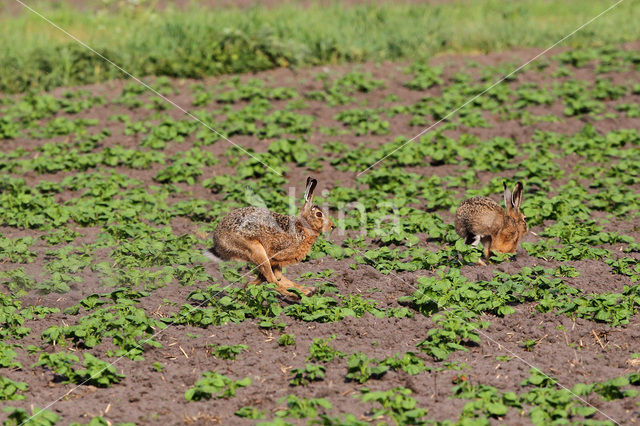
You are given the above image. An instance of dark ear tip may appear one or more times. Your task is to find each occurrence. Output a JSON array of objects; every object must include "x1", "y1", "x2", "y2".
[{"x1": 503, "y1": 181, "x2": 508, "y2": 190}]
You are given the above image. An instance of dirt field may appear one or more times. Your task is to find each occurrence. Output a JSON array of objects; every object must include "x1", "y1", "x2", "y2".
[{"x1": 1, "y1": 43, "x2": 640, "y2": 425}]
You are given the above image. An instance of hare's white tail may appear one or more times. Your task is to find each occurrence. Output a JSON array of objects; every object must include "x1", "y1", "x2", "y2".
[{"x1": 202, "y1": 248, "x2": 222, "y2": 263}]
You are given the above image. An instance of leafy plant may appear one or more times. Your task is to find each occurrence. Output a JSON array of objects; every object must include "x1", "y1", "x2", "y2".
[
  {"x1": 381, "y1": 352, "x2": 427, "y2": 375},
  {"x1": 278, "y1": 334, "x2": 296, "y2": 346},
  {"x1": 0, "y1": 376, "x2": 28, "y2": 401},
  {"x1": 404, "y1": 63, "x2": 443, "y2": 90},
  {"x1": 41, "y1": 291, "x2": 165, "y2": 360},
  {"x1": 345, "y1": 353, "x2": 389, "y2": 384},
  {"x1": 521, "y1": 339, "x2": 538, "y2": 352},
  {"x1": 184, "y1": 372, "x2": 251, "y2": 401},
  {"x1": 0, "y1": 343, "x2": 21, "y2": 369},
  {"x1": 2, "y1": 406, "x2": 59, "y2": 426},
  {"x1": 0, "y1": 235, "x2": 37, "y2": 263},
  {"x1": 32, "y1": 352, "x2": 124, "y2": 387},
  {"x1": 75, "y1": 353, "x2": 125, "y2": 387},
  {"x1": 358, "y1": 387, "x2": 428, "y2": 424},
  {"x1": 235, "y1": 406, "x2": 266, "y2": 420},
  {"x1": 289, "y1": 364, "x2": 326, "y2": 386},
  {"x1": 418, "y1": 309, "x2": 488, "y2": 360},
  {"x1": 0, "y1": 267, "x2": 37, "y2": 295},
  {"x1": 307, "y1": 335, "x2": 345, "y2": 362},
  {"x1": 274, "y1": 395, "x2": 332, "y2": 419},
  {"x1": 334, "y1": 108, "x2": 390, "y2": 135},
  {"x1": 207, "y1": 344, "x2": 248, "y2": 360}
]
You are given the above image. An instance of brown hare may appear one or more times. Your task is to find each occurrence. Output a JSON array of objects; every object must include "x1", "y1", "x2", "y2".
[
  {"x1": 207, "y1": 177, "x2": 334, "y2": 298},
  {"x1": 454, "y1": 182, "x2": 527, "y2": 264}
]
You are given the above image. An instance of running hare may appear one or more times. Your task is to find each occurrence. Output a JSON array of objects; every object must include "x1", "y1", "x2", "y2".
[
  {"x1": 454, "y1": 182, "x2": 527, "y2": 264},
  {"x1": 207, "y1": 177, "x2": 334, "y2": 298}
]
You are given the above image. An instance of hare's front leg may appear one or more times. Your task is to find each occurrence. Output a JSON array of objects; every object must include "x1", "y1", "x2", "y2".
[
  {"x1": 245, "y1": 241, "x2": 296, "y2": 297},
  {"x1": 273, "y1": 265, "x2": 283, "y2": 281}
]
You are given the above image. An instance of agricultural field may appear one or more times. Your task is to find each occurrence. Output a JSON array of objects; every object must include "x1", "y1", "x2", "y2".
[{"x1": 2, "y1": 1, "x2": 640, "y2": 426}]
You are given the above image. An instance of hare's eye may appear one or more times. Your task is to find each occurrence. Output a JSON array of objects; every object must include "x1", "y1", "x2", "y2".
[{"x1": 315, "y1": 211, "x2": 323, "y2": 218}]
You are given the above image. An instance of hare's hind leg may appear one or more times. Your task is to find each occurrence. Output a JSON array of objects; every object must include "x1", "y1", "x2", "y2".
[
  {"x1": 479, "y1": 236, "x2": 492, "y2": 265},
  {"x1": 245, "y1": 241, "x2": 296, "y2": 297},
  {"x1": 468, "y1": 234, "x2": 481, "y2": 247},
  {"x1": 273, "y1": 265, "x2": 316, "y2": 297}
]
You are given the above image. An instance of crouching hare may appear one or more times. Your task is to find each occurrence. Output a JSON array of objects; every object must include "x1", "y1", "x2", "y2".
[
  {"x1": 207, "y1": 177, "x2": 334, "y2": 298},
  {"x1": 454, "y1": 182, "x2": 527, "y2": 264}
]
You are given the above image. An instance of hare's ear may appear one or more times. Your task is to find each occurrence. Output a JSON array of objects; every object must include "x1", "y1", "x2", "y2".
[
  {"x1": 512, "y1": 182, "x2": 523, "y2": 211},
  {"x1": 304, "y1": 177, "x2": 317, "y2": 204},
  {"x1": 503, "y1": 181, "x2": 513, "y2": 210}
]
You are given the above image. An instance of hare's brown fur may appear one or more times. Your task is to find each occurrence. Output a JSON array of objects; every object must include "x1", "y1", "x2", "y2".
[
  {"x1": 211, "y1": 207, "x2": 320, "y2": 266},
  {"x1": 208, "y1": 178, "x2": 333, "y2": 298},
  {"x1": 454, "y1": 182, "x2": 527, "y2": 263}
]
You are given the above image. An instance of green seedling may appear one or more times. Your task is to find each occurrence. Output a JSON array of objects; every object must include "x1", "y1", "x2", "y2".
[
  {"x1": 207, "y1": 344, "x2": 248, "y2": 360},
  {"x1": 278, "y1": 334, "x2": 296, "y2": 346},
  {"x1": 289, "y1": 364, "x2": 326, "y2": 386},
  {"x1": 184, "y1": 371, "x2": 251, "y2": 401}
]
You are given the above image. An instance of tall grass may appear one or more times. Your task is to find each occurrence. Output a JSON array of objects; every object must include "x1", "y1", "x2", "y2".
[{"x1": 2, "y1": 0, "x2": 639, "y2": 93}]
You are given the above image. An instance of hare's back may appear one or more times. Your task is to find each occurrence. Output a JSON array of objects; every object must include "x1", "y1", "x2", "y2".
[
  {"x1": 455, "y1": 196, "x2": 504, "y2": 236},
  {"x1": 216, "y1": 207, "x2": 294, "y2": 238}
]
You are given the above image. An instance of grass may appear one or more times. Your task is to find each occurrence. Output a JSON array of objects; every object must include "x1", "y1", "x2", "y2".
[{"x1": 1, "y1": 0, "x2": 640, "y2": 93}]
